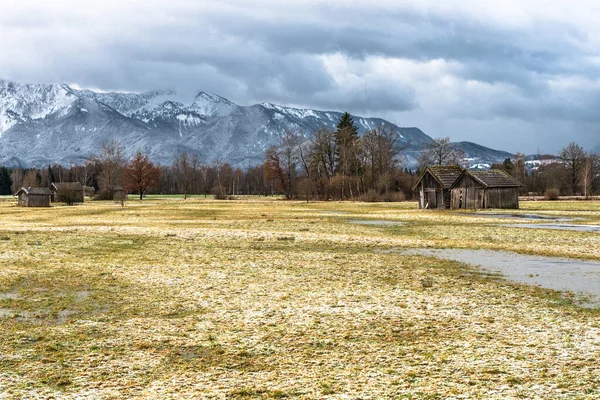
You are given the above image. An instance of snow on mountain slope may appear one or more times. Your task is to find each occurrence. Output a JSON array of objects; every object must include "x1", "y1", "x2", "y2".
[
  {"x1": 190, "y1": 92, "x2": 237, "y2": 117},
  {"x1": 74, "y1": 89, "x2": 180, "y2": 117},
  {"x1": 0, "y1": 79, "x2": 513, "y2": 168},
  {"x1": 0, "y1": 80, "x2": 77, "y2": 136}
]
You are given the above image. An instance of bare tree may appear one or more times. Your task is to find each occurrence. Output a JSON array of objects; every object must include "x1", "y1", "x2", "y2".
[
  {"x1": 361, "y1": 124, "x2": 406, "y2": 193},
  {"x1": 311, "y1": 128, "x2": 337, "y2": 181},
  {"x1": 264, "y1": 146, "x2": 290, "y2": 198},
  {"x1": 581, "y1": 153, "x2": 600, "y2": 198},
  {"x1": 425, "y1": 137, "x2": 456, "y2": 166},
  {"x1": 559, "y1": 142, "x2": 587, "y2": 195},
  {"x1": 173, "y1": 152, "x2": 194, "y2": 199},
  {"x1": 98, "y1": 141, "x2": 126, "y2": 199}
]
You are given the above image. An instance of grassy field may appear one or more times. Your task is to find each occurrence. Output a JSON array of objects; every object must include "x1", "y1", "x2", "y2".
[{"x1": 1, "y1": 198, "x2": 600, "y2": 398}]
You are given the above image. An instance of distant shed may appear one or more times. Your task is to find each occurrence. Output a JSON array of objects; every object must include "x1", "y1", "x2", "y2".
[
  {"x1": 15, "y1": 187, "x2": 52, "y2": 207},
  {"x1": 50, "y1": 182, "x2": 84, "y2": 203},
  {"x1": 451, "y1": 169, "x2": 521, "y2": 209},
  {"x1": 412, "y1": 165, "x2": 463, "y2": 209},
  {"x1": 112, "y1": 187, "x2": 127, "y2": 202},
  {"x1": 83, "y1": 186, "x2": 96, "y2": 197}
]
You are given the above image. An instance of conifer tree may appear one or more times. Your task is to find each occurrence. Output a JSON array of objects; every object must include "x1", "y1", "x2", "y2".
[
  {"x1": 334, "y1": 112, "x2": 360, "y2": 176},
  {"x1": 0, "y1": 167, "x2": 12, "y2": 195}
]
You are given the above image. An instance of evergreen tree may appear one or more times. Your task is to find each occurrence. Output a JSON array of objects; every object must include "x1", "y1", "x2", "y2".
[
  {"x1": 336, "y1": 112, "x2": 359, "y2": 137},
  {"x1": 48, "y1": 166, "x2": 56, "y2": 183},
  {"x1": 334, "y1": 112, "x2": 360, "y2": 176},
  {"x1": 0, "y1": 167, "x2": 11, "y2": 195}
]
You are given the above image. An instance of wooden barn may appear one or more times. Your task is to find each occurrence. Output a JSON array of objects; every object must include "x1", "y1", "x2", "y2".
[
  {"x1": 15, "y1": 187, "x2": 53, "y2": 207},
  {"x1": 451, "y1": 169, "x2": 522, "y2": 209},
  {"x1": 50, "y1": 182, "x2": 84, "y2": 203},
  {"x1": 412, "y1": 165, "x2": 463, "y2": 209}
]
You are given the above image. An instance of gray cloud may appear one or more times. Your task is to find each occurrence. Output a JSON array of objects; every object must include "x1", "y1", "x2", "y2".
[{"x1": 1, "y1": 0, "x2": 600, "y2": 153}]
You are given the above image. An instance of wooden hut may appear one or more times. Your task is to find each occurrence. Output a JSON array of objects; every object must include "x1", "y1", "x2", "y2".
[
  {"x1": 412, "y1": 165, "x2": 463, "y2": 209},
  {"x1": 83, "y1": 186, "x2": 96, "y2": 197},
  {"x1": 50, "y1": 182, "x2": 84, "y2": 203},
  {"x1": 112, "y1": 187, "x2": 127, "y2": 202},
  {"x1": 15, "y1": 187, "x2": 52, "y2": 207},
  {"x1": 451, "y1": 169, "x2": 521, "y2": 209}
]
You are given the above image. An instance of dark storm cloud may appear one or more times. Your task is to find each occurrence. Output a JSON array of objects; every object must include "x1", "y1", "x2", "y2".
[{"x1": 1, "y1": 0, "x2": 600, "y2": 152}]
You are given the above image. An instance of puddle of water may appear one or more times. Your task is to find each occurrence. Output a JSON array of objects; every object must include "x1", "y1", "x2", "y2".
[
  {"x1": 462, "y1": 213, "x2": 579, "y2": 221},
  {"x1": 503, "y1": 224, "x2": 600, "y2": 233},
  {"x1": 395, "y1": 248, "x2": 600, "y2": 307},
  {"x1": 316, "y1": 210, "x2": 350, "y2": 215},
  {"x1": 75, "y1": 291, "x2": 91, "y2": 301},
  {"x1": 348, "y1": 220, "x2": 405, "y2": 226},
  {"x1": 0, "y1": 308, "x2": 77, "y2": 324},
  {"x1": 0, "y1": 308, "x2": 15, "y2": 318},
  {"x1": 57, "y1": 309, "x2": 76, "y2": 324},
  {"x1": 0, "y1": 309, "x2": 41, "y2": 323}
]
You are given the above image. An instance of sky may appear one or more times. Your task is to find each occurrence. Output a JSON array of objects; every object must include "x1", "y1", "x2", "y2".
[{"x1": 1, "y1": 0, "x2": 600, "y2": 154}]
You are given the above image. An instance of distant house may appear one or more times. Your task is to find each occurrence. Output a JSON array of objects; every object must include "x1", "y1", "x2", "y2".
[
  {"x1": 15, "y1": 187, "x2": 52, "y2": 207},
  {"x1": 412, "y1": 165, "x2": 463, "y2": 209},
  {"x1": 50, "y1": 182, "x2": 84, "y2": 203},
  {"x1": 112, "y1": 187, "x2": 127, "y2": 202},
  {"x1": 451, "y1": 169, "x2": 521, "y2": 209},
  {"x1": 83, "y1": 186, "x2": 96, "y2": 197}
]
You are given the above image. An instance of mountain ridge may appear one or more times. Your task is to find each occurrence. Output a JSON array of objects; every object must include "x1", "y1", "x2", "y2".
[{"x1": 0, "y1": 79, "x2": 513, "y2": 168}]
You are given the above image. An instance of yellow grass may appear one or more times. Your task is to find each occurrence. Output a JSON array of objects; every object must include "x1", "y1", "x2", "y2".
[{"x1": 0, "y1": 198, "x2": 599, "y2": 398}]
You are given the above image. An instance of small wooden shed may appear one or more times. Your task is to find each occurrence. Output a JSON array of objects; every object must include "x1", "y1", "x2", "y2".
[
  {"x1": 15, "y1": 187, "x2": 53, "y2": 207},
  {"x1": 451, "y1": 169, "x2": 521, "y2": 209},
  {"x1": 83, "y1": 186, "x2": 96, "y2": 197},
  {"x1": 50, "y1": 182, "x2": 84, "y2": 203},
  {"x1": 412, "y1": 165, "x2": 463, "y2": 209},
  {"x1": 112, "y1": 187, "x2": 127, "y2": 202}
]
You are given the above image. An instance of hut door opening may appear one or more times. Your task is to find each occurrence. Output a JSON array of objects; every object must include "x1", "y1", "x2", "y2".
[{"x1": 425, "y1": 189, "x2": 437, "y2": 209}]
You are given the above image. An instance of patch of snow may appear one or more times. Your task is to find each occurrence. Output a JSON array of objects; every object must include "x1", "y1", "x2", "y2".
[
  {"x1": 176, "y1": 113, "x2": 203, "y2": 125},
  {"x1": 191, "y1": 92, "x2": 235, "y2": 117},
  {"x1": 470, "y1": 163, "x2": 491, "y2": 170}
]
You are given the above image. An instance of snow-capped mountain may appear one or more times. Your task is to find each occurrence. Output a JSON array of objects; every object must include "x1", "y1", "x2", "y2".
[{"x1": 0, "y1": 79, "x2": 513, "y2": 168}]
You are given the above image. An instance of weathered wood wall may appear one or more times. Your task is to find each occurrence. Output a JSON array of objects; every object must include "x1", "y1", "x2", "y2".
[
  {"x1": 18, "y1": 193, "x2": 27, "y2": 207},
  {"x1": 18, "y1": 193, "x2": 51, "y2": 207},
  {"x1": 485, "y1": 188, "x2": 519, "y2": 209},
  {"x1": 52, "y1": 190, "x2": 84, "y2": 203},
  {"x1": 451, "y1": 188, "x2": 484, "y2": 209},
  {"x1": 418, "y1": 172, "x2": 445, "y2": 209},
  {"x1": 451, "y1": 174, "x2": 484, "y2": 209},
  {"x1": 451, "y1": 173, "x2": 519, "y2": 209}
]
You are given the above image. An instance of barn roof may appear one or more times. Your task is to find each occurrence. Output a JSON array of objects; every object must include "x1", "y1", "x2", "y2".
[
  {"x1": 412, "y1": 165, "x2": 463, "y2": 190},
  {"x1": 462, "y1": 170, "x2": 522, "y2": 188},
  {"x1": 51, "y1": 182, "x2": 84, "y2": 191},
  {"x1": 16, "y1": 187, "x2": 53, "y2": 195}
]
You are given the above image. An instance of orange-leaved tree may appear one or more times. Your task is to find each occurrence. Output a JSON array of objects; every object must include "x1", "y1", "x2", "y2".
[{"x1": 124, "y1": 151, "x2": 160, "y2": 200}]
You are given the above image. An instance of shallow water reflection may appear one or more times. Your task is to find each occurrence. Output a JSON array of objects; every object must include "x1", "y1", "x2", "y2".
[{"x1": 394, "y1": 248, "x2": 600, "y2": 307}]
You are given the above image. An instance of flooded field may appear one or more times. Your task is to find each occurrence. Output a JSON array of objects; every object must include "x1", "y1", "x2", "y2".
[
  {"x1": 461, "y1": 212, "x2": 580, "y2": 221},
  {"x1": 397, "y1": 248, "x2": 600, "y2": 307},
  {"x1": 348, "y1": 219, "x2": 405, "y2": 226},
  {"x1": 1, "y1": 198, "x2": 600, "y2": 398},
  {"x1": 504, "y1": 223, "x2": 600, "y2": 233}
]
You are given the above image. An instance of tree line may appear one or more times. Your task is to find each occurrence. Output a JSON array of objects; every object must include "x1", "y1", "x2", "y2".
[
  {"x1": 0, "y1": 142, "x2": 274, "y2": 199},
  {"x1": 0, "y1": 113, "x2": 420, "y2": 201},
  {"x1": 263, "y1": 112, "x2": 417, "y2": 201},
  {"x1": 489, "y1": 142, "x2": 600, "y2": 197},
  {"x1": 1, "y1": 112, "x2": 597, "y2": 200}
]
